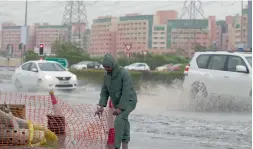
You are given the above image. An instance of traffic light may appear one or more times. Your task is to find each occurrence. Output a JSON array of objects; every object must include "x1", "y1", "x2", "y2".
[
  {"x1": 19, "y1": 43, "x2": 23, "y2": 50},
  {"x1": 39, "y1": 44, "x2": 44, "y2": 56}
]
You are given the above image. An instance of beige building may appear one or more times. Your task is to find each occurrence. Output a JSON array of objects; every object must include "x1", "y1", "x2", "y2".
[
  {"x1": 233, "y1": 8, "x2": 248, "y2": 48},
  {"x1": 152, "y1": 25, "x2": 167, "y2": 49},
  {"x1": 89, "y1": 16, "x2": 118, "y2": 57},
  {"x1": 116, "y1": 14, "x2": 150, "y2": 55}
]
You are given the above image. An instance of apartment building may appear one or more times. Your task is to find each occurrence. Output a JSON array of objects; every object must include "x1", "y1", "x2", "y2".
[
  {"x1": 1, "y1": 7, "x2": 248, "y2": 57},
  {"x1": 116, "y1": 14, "x2": 153, "y2": 56},
  {"x1": 35, "y1": 23, "x2": 68, "y2": 53},
  {"x1": 152, "y1": 10, "x2": 178, "y2": 50},
  {"x1": 167, "y1": 19, "x2": 210, "y2": 54},
  {"x1": 155, "y1": 10, "x2": 178, "y2": 24},
  {"x1": 1, "y1": 25, "x2": 23, "y2": 57},
  {"x1": 152, "y1": 25, "x2": 167, "y2": 49},
  {"x1": 248, "y1": 1, "x2": 252, "y2": 49},
  {"x1": 1, "y1": 22, "x2": 35, "y2": 57},
  {"x1": 215, "y1": 21, "x2": 224, "y2": 50},
  {"x1": 88, "y1": 16, "x2": 117, "y2": 57},
  {"x1": 241, "y1": 8, "x2": 248, "y2": 46},
  {"x1": 83, "y1": 29, "x2": 91, "y2": 52},
  {"x1": 233, "y1": 8, "x2": 249, "y2": 49},
  {"x1": 71, "y1": 23, "x2": 86, "y2": 49},
  {"x1": 215, "y1": 16, "x2": 237, "y2": 50},
  {"x1": 89, "y1": 11, "x2": 178, "y2": 57}
]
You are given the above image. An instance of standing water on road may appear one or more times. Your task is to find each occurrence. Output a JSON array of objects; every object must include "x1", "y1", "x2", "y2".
[{"x1": 0, "y1": 78, "x2": 251, "y2": 149}]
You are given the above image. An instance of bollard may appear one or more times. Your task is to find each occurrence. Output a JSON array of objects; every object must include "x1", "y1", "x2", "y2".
[
  {"x1": 47, "y1": 90, "x2": 65, "y2": 136},
  {"x1": 49, "y1": 90, "x2": 62, "y2": 116},
  {"x1": 107, "y1": 98, "x2": 115, "y2": 149}
]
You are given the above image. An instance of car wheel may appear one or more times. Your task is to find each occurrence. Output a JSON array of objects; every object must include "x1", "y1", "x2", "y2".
[
  {"x1": 189, "y1": 82, "x2": 208, "y2": 111},
  {"x1": 190, "y1": 82, "x2": 199, "y2": 99},
  {"x1": 190, "y1": 82, "x2": 208, "y2": 99}
]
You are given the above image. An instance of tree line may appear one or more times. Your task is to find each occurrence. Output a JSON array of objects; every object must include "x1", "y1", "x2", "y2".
[{"x1": 24, "y1": 41, "x2": 190, "y2": 70}]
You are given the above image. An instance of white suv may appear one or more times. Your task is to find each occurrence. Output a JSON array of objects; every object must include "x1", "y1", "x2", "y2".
[{"x1": 183, "y1": 51, "x2": 252, "y2": 100}]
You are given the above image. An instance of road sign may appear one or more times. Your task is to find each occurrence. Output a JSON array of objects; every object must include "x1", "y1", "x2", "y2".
[
  {"x1": 19, "y1": 43, "x2": 23, "y2": 50},
  {"x1": 124, "y1": 44, "x2": 132, "y2": 51},
  {"x1": 45, "y1": 57, "x2": 69, "y2": 68},
  {"x1": 126, "y1": 51, "x2": 131, "y2": 58}
]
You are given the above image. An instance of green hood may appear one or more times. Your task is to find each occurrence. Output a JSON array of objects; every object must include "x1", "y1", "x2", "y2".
[{"x1": 102, "y1": 54, "x2": 117, "y2": 69}]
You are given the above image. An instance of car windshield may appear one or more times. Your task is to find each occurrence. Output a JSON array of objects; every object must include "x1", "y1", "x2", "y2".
[
  {"x1": 38, "y1": 63, "x2": 66, "y2": 71},
  {"x1": 246, "y1": 56, "x2": 252, "y2": 67}
]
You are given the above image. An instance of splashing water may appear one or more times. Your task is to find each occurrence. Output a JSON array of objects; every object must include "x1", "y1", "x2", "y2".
[
  {"x1": 136, "y1": 81, "x2": 186, "y2": 115},
  {"x1": 0, "y1": 78, "x2": 251, "y2": 149},
  {"x1": 135, "y1": 79, "x2": 251, "y2": 113}
]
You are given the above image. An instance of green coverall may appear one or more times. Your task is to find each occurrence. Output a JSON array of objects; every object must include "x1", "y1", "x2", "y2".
[{"x1": 98, "y1": 54, "x2": 137, "y2": 148}]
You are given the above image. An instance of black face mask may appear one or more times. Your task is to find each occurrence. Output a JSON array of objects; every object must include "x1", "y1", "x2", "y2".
[{"x1": 103, "y1": 65, "x2": 112, "y2": 72}]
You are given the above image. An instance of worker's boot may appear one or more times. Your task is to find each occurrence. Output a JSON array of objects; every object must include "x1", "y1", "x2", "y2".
[{"x1": 122, "y1": 143, "x2": 128, "y2": 149}]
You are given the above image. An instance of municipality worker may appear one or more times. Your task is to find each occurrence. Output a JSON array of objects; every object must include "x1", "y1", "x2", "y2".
[{"x1": 95, "y1": 53, "x2": 137, "y2": 149}]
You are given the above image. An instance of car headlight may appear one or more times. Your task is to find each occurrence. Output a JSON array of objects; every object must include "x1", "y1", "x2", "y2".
[
  {"x1": 72, "y1": 75, "x2": 77, "y2": 80},
  {"x1": 45, "y1": 75, "x2": 53, "y2": 80}
]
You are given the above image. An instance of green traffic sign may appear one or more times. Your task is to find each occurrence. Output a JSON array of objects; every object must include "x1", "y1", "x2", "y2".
[{"x1": 44, "y1": 57, "x2": 69, "y2": 68}]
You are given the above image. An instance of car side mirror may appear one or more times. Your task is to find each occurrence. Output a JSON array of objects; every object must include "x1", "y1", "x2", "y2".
[
  {"x1": 236, "y1": 65, "x2": 248, "y2": 73},
  {"x1": 31, "y1": 68, "x2": 38, "y2": 72}
]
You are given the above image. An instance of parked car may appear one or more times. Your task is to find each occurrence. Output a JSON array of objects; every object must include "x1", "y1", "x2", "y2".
[
  {"x1": 99, "y1": 65, "x2": 104, "y2": 69},
  {"x1": 72, "y1": 61, "x2": 101, "y2": 70},
  {"x1": 156, "y1": 64, "x2": 174, "y2": 71},
  {"x1": 183, "y1": 51, "x2": 252, "y2": 101},
  {"x1": 168, "y1": 64, "x2": 183, "y2": 72},
  {"x1": 12, "y1": 60, "x2": 78, "y2": 90},
  {"x1": 86, "y1": 61, "x2": 101, "y2": 69},
  {"x1": 72, "y1": 61, "x2": 90, "y2": 70},
  {"x1": 124, "y1": 63, "x2": 150, "y2": 71},
  {"x1": 70, "y1": 64, "x2": 77, "y2": 69}
]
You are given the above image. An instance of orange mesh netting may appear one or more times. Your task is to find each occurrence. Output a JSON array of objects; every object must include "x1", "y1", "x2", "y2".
[{"x1": 0, "y1": 92, "x2": 111, "y2": 149}]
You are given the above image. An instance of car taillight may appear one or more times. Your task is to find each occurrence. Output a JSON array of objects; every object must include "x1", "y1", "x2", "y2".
[{"x1": 184, "y1": 64, "x2": 190, "y2": 75}]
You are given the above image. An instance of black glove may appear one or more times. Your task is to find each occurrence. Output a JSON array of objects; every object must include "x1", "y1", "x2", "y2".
[
  {"x1": 94, "y1": 106, "x2": 104, "y2": 118},
  {"x1": 113, "y1": 108, "x2": 122, "y2": 115},
  {"x1": 112, "y1": 111, "x2": 119, "y2": 115}
]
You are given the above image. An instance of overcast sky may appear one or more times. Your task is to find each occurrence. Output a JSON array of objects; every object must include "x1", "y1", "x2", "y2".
[{"x1": 0, "y1": 1, "x2": 248, "y2": 27}]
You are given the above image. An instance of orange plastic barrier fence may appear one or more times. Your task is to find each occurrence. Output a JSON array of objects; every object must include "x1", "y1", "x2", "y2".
[{"x1": 0, "y1": 92, "x2": 110, "y2": 149}]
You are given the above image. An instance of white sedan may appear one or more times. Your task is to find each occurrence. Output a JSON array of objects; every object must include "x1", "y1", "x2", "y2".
[
  {"x1": 72, "y1": 61, "x2": 89, "y2": 70},
  {"x1": 124, "y1": 63, "x2": 150, "y2": 71},
  {"x1": 12, "y1": 60, "x2": 78, "y2": 91}
]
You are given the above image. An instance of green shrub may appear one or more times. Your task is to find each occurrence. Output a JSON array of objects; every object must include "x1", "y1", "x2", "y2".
[{"x1": 70, "y1": 69, "x2": 184, "y2": 85}]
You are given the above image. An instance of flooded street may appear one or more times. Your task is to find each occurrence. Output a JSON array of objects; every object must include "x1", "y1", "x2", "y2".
[{"x1": 0, "y1": 78, "x2": 251, "y2": 149}]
